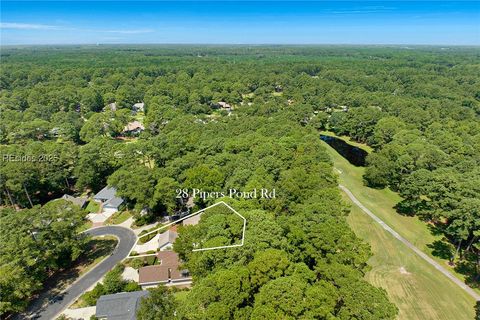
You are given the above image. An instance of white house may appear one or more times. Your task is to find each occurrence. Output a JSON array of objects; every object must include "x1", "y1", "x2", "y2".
[{"x1": 93, "y1": 186, "x2": 124, "y2": 214}]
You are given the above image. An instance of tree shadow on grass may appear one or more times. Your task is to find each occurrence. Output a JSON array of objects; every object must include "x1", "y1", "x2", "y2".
[
  {"x1": 475, "y1": 301, "x2": 480, "y2": 320},
  {"x1": 426, "y1": 223, "x2": 445, "y2": 237},
  {"x1": 393, "y1": 200, "x2": 417, "y2": 217},
  {"x1": 454, "y1": 255, "x2": 480, "y2": 290},
  {"x1": 427, "y1": 240, "x2": 454, "y2": 261}
]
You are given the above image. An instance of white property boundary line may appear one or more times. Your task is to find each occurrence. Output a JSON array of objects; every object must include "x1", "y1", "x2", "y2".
[{"x1": 126, "y1": 201, "x2": 246, "y2": 258}]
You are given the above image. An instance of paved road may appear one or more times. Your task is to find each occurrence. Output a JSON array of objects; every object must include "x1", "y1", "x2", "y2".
[
  {"x1": 21, "y1": 226, "x2": 137, "y2": 320},
  {"x1": 340, "y1": 184, "x2": 480, "y2": 301}
]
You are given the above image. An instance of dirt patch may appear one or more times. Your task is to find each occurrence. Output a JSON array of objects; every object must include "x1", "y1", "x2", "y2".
[{"x1": 399, "y1": 266, "x2": 411, "y2": 275}]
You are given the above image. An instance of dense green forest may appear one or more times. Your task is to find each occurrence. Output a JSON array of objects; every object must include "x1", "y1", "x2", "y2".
[{"x1": 0, "y1": 45, "x2": 479, "y2": 317}]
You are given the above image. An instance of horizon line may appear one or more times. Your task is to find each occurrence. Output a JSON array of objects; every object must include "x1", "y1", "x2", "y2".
[{"x1": 2, "y1": 43, "x2": 479, "y2": 47}]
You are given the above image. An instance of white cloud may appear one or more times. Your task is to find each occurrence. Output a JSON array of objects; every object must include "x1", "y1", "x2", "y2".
[
  {"x1": 1, "y1": 22, "x2": 154, "y2": 34},
  {"x1": 0, "y1": 22, "x2": 61, "y2": 30}
]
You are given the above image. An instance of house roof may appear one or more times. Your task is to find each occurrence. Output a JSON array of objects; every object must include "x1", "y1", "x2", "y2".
[
  {"x1": 123, "y1": 121, "x2": 145, "y2": 132},
  {"x1": 93, "y1": 186, "x2": 118, "y2": 201},
  {"x1": 95, "y1": 290, "x2": 148, "y2": 320},
  {"x1": 61, "y1": 194, "x2": 87, "y2": 208},
  {"x1": 139, "y1": 265, "x2": 169, "y2": 284},
  {"x1": 138, "y1": 251, "x2": 190, "y2": 284},
  {"x1": 105, "y1": 196, "x2": 124, "y2": 208},
  {"x1": 158, "y1": 230, "x2": 178, "y2": 248},
  {"x1": 186, "y1": 196, "x2": 195, "y2": 208},
  {"x1": 183, "y1": 214, "x2": 201, "y2": 226},
  {"x1": 217, "y1": 101, "x2": 232, "y2": 109},
  {"x1": 157, "y1": 250, "x2": 180, "y2": 266}
]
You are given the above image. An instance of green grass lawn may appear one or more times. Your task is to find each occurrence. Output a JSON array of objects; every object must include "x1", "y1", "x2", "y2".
[
  {"x1": 85, "y1": 200, "x2": 100, "y2": 213},
  {"x1": 80, "y1": 236, "x2": 118, "y2": 276},
  {"x1": 320, "y1": 130, "x2": 374, "y2": 153},
  {"x1": 105, "y1": 210, "x2": 132, "y2": 225},
  {"x1": 77, "y1": 219, "x2": 93, "y2": 233},
  {"x1": 133, "y1": 111, "x2": 145, "y2": 122},
  {"x1": 346, "y1": 197, "x2": 476, "y2": 320},
  {"x1": 137, "y1": 223, "x2": 168, "y2": 244},
  {"x1": 319, "y1": 136, "x2": 477, "y2": 319},
  {"x1": 321, "y1": 137, "x2": 478, "y2": 292}
]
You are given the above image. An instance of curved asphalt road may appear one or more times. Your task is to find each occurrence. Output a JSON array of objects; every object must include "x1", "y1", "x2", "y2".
[
  {"x1": 22, "y1": 226, "x2": 136, "y2": 320},
  {"x1": 340, "y1": 185, "x2": 480, "y2": 301}
]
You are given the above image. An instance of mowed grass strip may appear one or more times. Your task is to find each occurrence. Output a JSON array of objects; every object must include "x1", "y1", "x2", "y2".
[
  {"x1": 106, "y1": 211, "x2": 132, "y2": 225},
  {"x1": 346, "y1": 199, "x2": 475, "y2": 320},
  {"x1": 321, "y1": 138, "x2": 478, "y2": 292}
]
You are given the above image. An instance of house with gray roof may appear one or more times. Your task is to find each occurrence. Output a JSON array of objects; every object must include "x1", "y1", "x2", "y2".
[
  {"x1": 158, "y1": 229, "x2": 178, "y2": 251},
  {"x1": 93, "y1": 186, "x2": 124, "y2": 213},
  {"x1": 95, "y1": 290, "x2": 148, "y2": 320},
  {"x1": 132, "y1": 102, "x2": 145, "y2": 113},
  {"x1": 61, "y1": 194, "x2": 88, "y2": 209}
]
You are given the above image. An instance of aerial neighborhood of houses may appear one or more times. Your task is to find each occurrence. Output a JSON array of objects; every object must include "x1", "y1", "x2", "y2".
[
  {"x1": 58, "y1": 176, "x2": 199, "y2": 319},
  {"x1": 47, "y1": 99, "x2": 236, "y2": 319},
  {"x1": 101, "y1": 101, "x2": 146, "y2": 138},
  {"x1": 63, "y1": 186, "x2": 126, "y2": 227}
]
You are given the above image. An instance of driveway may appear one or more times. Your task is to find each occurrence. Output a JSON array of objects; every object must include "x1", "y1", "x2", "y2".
[{"x1": 19, "y1": 226, "x2": 137, "y2": 320}]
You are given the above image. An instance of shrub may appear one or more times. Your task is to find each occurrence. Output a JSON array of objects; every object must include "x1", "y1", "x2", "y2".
[
  {"x1": 124, "y1": 281, "x2": 142, "y2": 292},
  {"x1": 134, "y1": 213, "x2": 156, "y2": 227},
  {"x1": 138, "y1": 231, "x2": 157, "y2": 244},
  {"x1": 83, "y1": 283, "x2": 105, "y2": 306},
  {"x1": 145, "y1": 256, "x2": 156, "y2": 265},
  {"x1": 131, "y1": 258, "x2": 144, "y2": 269},
  {"x1": 103, "y1": 264, "x2": 127, "y2": 294}
]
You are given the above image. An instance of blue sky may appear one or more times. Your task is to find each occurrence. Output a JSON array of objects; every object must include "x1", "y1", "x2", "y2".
[{"x1": 1, "y1": 1, "x2": 479, "y2": 45}]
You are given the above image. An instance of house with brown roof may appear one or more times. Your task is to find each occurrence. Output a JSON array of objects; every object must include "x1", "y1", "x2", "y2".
[
  {"x1": 138, "y1": 251, "x2": 191, "y2": 288},
  {"x1": 123, "y1": 121, "x2": 145, "y2": 136},
  {"x1": 212, "y1": 101, "x2": 233, "y2": 112}
]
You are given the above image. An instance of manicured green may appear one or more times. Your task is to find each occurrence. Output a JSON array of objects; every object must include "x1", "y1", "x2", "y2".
[
  {"x1": 320, "y1": 139, "x2": 477, "y2": 318},
  {"x1": 346, "y1": 194, "x2": 476, "y2": 320},
  {"x1": 322, "y1": 139, "x2": 478, "y2": 290}
]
